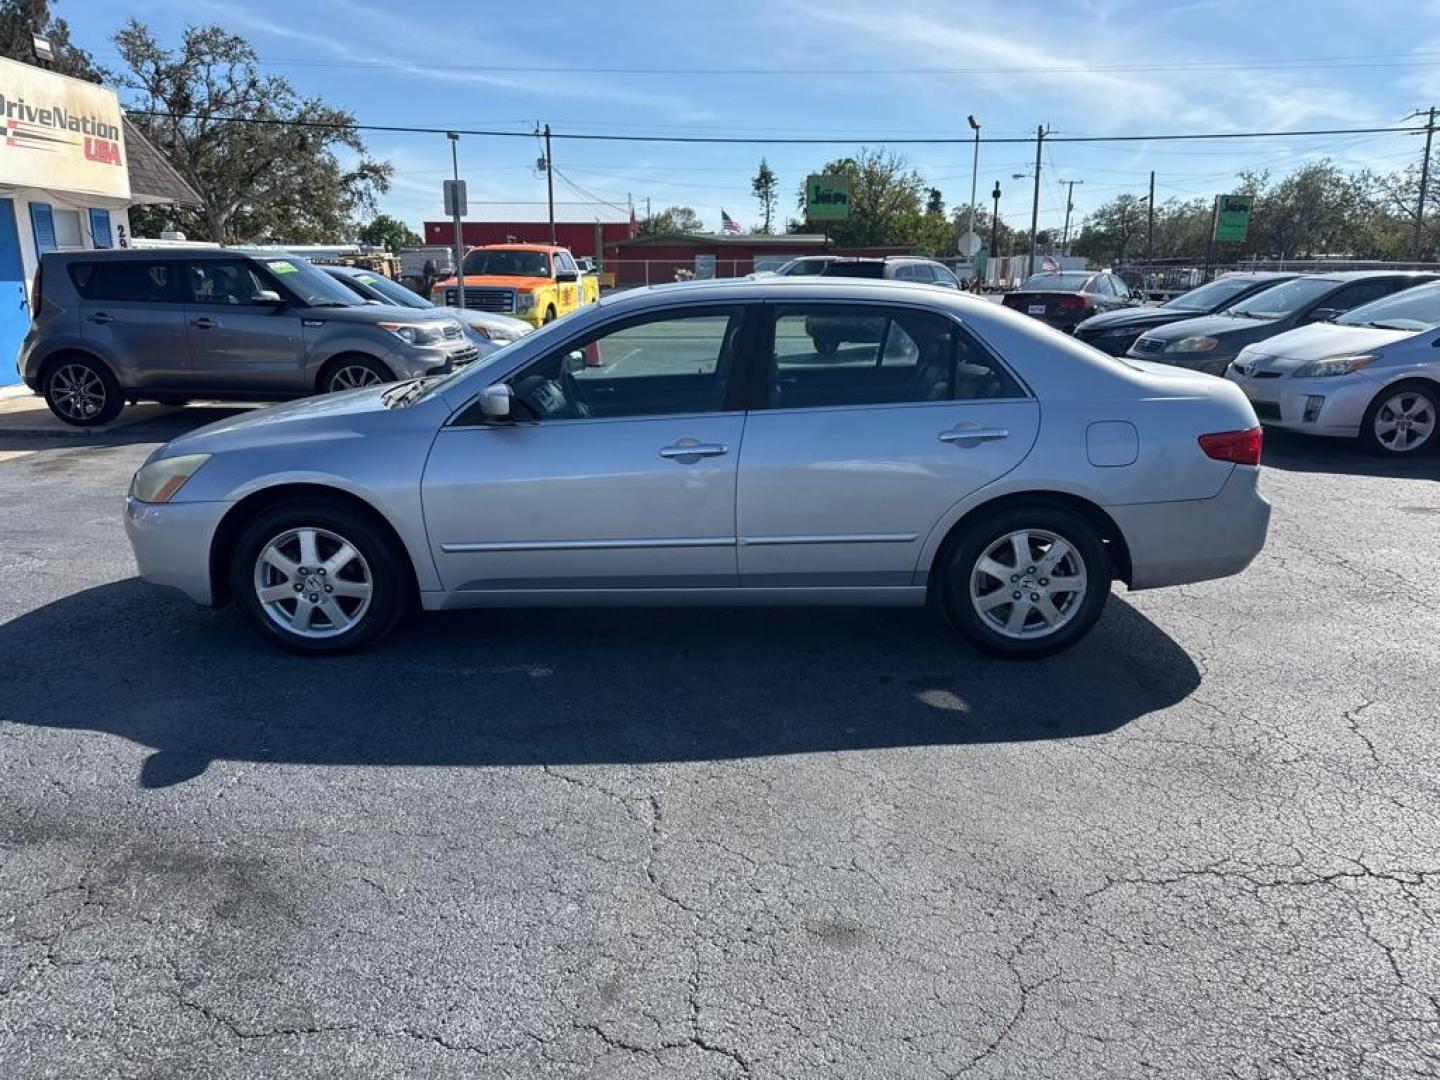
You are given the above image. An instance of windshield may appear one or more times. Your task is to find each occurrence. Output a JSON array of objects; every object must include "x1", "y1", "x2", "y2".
[
  {"x1": 461, "y1": 249, "x2": 551, "y2": 277},
  {"x1": 1164, "y1": 276, "x2": 1275, "y2": 312},
  {"x1": 349, "y1": 271, "x2": 431, "y2": 310},
  {"x1": 777, "y1": 258, "x2": 829, "y2": 276},
  {"x1": 1334, "y1": 282, "x2": 1440, "y2": 331},
  {"x1": 1226, "y1": 276, "x2": 1336, "y2": 319},
  {"x1": 1020, "y1": 272, "x2": 1091, "y2": 292},
  {"x1": 262, "y1": 258, "x2": 366, "y2": 307}
]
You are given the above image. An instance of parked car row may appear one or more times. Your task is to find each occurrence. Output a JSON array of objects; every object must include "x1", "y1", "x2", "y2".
[{"x1": 1017, "y1": 267, "x2": 1440, "y2": 457}]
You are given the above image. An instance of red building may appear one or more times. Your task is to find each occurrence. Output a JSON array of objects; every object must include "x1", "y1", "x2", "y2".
[
  {"x1": 602, "y1": 232, "x2": 914, "y2": 287},
  {"x1": 424, "y1": 202, "x2": 633, "y2": 260}
]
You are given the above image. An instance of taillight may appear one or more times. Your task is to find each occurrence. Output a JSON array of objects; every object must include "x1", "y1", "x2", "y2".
[
  {"x1": 31, "y1": 264, "x2": 41, "y2": 321},
  {"x1": 1001, "y1": 294, "x2": 1023, "y2": 308},
  {"x1": 1199, "y1": 426, "x2": 1262, "y2": 465},
  {"x1": 1057, "y1": 295, "x2": 1086, "y2": 312}
]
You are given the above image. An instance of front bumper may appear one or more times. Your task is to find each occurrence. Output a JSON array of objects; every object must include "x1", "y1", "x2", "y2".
[
  {"x1": 125, "y1": 496, "x2": 228, "y2": 605},
  {"x1": 388, "y1": 340, "x2": 484, "y2": 379},
  {"x1": 1223, "y1": 367, "x2": 1372, "y2": 437},
  {"x1": 1109, "y1": 466, "x2": 1270, "y2": 590}
]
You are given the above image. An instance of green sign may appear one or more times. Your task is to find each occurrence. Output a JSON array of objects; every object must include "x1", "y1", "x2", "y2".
[
  {"x1": 1213, "y1": 194, "x2": 1252, "y2": 243},
  {"x1": 806, "y1": 174, "x2": 851, "y2": 222}
]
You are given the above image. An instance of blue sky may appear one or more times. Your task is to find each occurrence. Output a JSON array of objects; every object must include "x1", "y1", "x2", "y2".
[{"x1": 69, "y1": 0, "x2": 1440, "y2": 236}]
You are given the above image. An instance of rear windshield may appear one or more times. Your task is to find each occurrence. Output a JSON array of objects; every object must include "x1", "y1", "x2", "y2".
[
  {"x1": 1020, "y1": 272, "x2": 1091, "y2": 291},
  {"x1": 819, "y1": 261, "x2": 886, "y2": 279},
  {"x1": 1335, "y1": 281, "x2": 1440, "y2": 331}
]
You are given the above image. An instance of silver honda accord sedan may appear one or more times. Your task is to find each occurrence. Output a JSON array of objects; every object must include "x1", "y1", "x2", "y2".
[{"x1": 124, "y1": 276, "x2": 1270, "y2": 658}]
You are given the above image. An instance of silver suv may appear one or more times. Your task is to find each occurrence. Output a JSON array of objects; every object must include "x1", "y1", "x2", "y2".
[{"x1": 19, "y1": 250, "x2": 482, "y2": 426}]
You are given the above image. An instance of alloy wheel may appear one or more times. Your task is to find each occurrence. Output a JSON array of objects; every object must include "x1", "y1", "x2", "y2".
[
  {"x1": 252, "y1": 527, "x2": 373, "y2": 639},
  {"x1": 968, "y1": 528, "x2": 1088, "y2": 640},
  {"x1": 1373, "y1": 391, "x2": 1435, "y2": 453},
  {"x1": 51, "y1": 364, "x2": 108, "y2": 421},
  {"x1": 329, "y1": 365, "x2": 384, "y2": 392}
]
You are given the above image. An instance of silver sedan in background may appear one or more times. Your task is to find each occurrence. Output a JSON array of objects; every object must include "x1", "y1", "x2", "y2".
[{"x1": 124, "y1": 277, "x2": 1270, "y2": 658}]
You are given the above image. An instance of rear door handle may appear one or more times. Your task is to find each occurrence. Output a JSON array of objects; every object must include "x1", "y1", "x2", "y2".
[
  {"x1": 939, "y1": 427, "x2": 1009, "y2": 445},
  {"x1": 659, "y1": 441, "x2": 729, "y2": 462},
  {"x1": 86, "y1": 312, "x2": 112, "y2": 324},
  {"x1": 191, "y1": 317, "x2": 218, "y2": 329}
]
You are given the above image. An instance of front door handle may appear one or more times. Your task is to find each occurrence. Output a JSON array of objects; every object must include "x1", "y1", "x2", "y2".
[
  {"x1": 191, "y1": 317, "x2": 218, "y2": 330},
  {"x1": 659, "y1": 440, "x2": 729, "y2": 462},
  {"x1": 939, "y1": 427, "x2": 1009, "y2": 445},
  {"x1": 86, "y1": 312, "x2": 112, "y2": 324}
]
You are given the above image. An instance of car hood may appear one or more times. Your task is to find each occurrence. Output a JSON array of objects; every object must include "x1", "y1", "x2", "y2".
[
  {"x1": 1135, "y1": 312, "x2": 1282, "y2": 348},
  {"x1": 1235, "y1": 322, "x2": 1416, "y2": 370},
  {"x1": 442, "y1": 307, "x2": 532, "y2": 336},
  {"x1": 153, "y1": 385, "x2": 406, "y2": 460},
  {"x1": 1077, "y1": 306, "x2": 1200, "y2": 331}
]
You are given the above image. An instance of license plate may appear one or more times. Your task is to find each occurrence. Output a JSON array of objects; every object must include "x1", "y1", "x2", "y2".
[{"x1": 1027, "y1": 304, "x2": 1046, "y2": 315}]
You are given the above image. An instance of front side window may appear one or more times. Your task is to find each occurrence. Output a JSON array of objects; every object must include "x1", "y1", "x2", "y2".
[
  {"x1": 768, "y1": 304, "x2": 1022, "y2": 409},
  {"x1": 1336, "y1": 281, "x2": 1440, "y2": 330},
  {"x1": 933, "y1": 265, "x2": 960, "y2": 288},
  {"x1": 1324, "y1": 278, "x2": 1408, "y2": 314},
  {"x1": 183, "y1": 260, "x2": 277, "y2": 306},
  {"x1": 508, "y1": 308, "x2": 742, "y2": 421},
  {"x1": 70, "y1": 260, "x2": 178, "y2": 303},
  {"x1": 555, "y1": 252, "x2": 578, "y2": 275}
]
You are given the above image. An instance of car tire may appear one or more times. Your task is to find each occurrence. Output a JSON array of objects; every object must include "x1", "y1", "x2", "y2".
[
  {"x1": 229, "y1": 499, "x2": 409, "y2": 655},
  {"x1": 812, "y1": 335, "x2": 838, "y2": 355},
  {"x1": 1359, "y1": 380, "x2": 1438, "y2": 457},
  {"x1": 43, "y1": 355, "x2": 124, "y2": 427},
  {"x1": 543, "y1": 305, "x2": 557, "y2": 324},
  {"x1": 941, "y1": 504, "x2": 1110, "y2": 659},
  {"x1": 321, "y1": 356, "x2": 393, "y2": 394}
]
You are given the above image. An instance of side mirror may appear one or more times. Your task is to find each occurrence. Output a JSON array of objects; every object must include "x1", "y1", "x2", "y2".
[
  {"x1": 251, "y1": 289, "x2": 285, "y2": 306},
  {"x1": 1308, "y1": 307, "x2": 1341, "y2": 323},
  {"x1": 478, "y1": 383, "x2": 512, "y2": 420},
  {"x1": 555, "y1": 269, "x2": 579, "y2": 283}
]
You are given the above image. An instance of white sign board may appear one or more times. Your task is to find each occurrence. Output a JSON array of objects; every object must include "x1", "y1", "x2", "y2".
[
  {"x1": 0, "y1": 57, "x2": 128, "y2": 200},
  {"x1": 443, "y1": 179, "x2": 467, "y2": 218},
  {"x1": 956, "y1": 230, "x2": 983, "y2": 258},
  {"x1": 694, "y1": 254, "x2": 716, "y2": 279}
]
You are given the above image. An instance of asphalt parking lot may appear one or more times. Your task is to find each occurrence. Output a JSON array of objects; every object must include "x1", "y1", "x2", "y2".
[{"x1": 1, "y1": 409, "x2": 1438, "y2": 1079}]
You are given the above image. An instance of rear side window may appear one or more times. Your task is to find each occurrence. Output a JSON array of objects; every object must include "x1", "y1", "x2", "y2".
[
  {"x1": 1326, "y1": 278, "x2": 1415, "y2": 313},
  {"x1": 69, "y1": 261, "x2": 179, "y2": 303},
  {"x1": 767, "y1": 304, "x2": 1024, "y2": 408}
]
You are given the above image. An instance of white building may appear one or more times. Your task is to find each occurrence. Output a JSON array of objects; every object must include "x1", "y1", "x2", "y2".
[{"x1": 0, "y1": 56, "x2": 199, "y2": 384}]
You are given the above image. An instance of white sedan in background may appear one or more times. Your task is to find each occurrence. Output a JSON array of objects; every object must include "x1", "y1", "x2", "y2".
[{"x1": 1226, "y1": 282, "x2": 1440, "y2": 456}]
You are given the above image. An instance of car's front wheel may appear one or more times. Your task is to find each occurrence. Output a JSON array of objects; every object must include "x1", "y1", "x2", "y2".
[
  {"x1": 1360, "y1": 381, "x2": 1437, "y2": 456},
  {"x1": 230, "y1": 500, "x2": 407, "y2": 654},
  {"x1": 322, "y1": 357, "x2": 393, "y2": 394},
  {"x1": 942, "y1": 505, "x2": 1110, "y2": 658}
]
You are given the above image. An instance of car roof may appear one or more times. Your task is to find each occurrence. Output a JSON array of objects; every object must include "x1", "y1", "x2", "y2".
[
  {"x1": 1215, "y1": 271, "x2": 1295, "y2": 280},
  {"x1": 592, "y1": 275, "x2": 980, "y2": 314},
  {"x1": 1304, "y1": 269, "x2": 1440, "y2": 282},
  {"x1": 470, "y1": 243, "x2": 565, "y2": 254}
]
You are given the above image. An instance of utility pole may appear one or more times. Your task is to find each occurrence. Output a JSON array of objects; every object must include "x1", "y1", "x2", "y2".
[
  {"x1": 990, "y1": 181, "x2": 1001, "y2": 258},
  {"x1": 1060, "y1": 179, "x2": 1083, "y2": 254},
  {"x1": 447, "y1": 132, "x2": 465, "y2": 311},
  {"x1": 544, "y1": 123, "x2": 556, "y2": 245},
  {"x1": 1027, "y1": 125, "x2": 1045, "y2": 278},
  {"x1": 1146, "y1": 170, "x2": 1156, "y2": 267},
  {"x1": 1416, "y1": 106, "x2": 1436, "y2": 262},
  {"x1": 965, "y1": 115, "x2": 981, "y2": 261}
]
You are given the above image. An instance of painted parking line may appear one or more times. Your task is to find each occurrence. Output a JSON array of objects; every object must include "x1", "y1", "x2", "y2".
[{"x1": 0, "y1": 449, "x2": 34, "y2": 463}]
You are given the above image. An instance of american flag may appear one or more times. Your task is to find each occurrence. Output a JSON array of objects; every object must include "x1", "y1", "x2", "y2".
[
  {"x1": 1040, "y1": 255, "x2": 1060, "y2": 272},
  {"x1": 721, "y1": 209, "x2": 742, "y2": 234}
]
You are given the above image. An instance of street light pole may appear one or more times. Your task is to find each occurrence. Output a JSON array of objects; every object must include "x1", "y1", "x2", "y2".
[
  {"x1": 965, "y1": 115, "x2": 980, "y2": 260},
  {"x1": 1027, "y1": 125, "x2": 1045, "y2": 278},
  {"x1": 448, "y1": 132, "x2": 465, "y2": 311}
]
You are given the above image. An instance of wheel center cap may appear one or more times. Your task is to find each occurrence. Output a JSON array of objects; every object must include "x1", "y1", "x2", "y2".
[{"x1": 305, "y1": 575, "x2": 322, "y2": 592}]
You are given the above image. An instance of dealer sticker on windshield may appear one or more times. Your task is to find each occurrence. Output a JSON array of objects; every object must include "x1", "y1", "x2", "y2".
[{"x1": 267, "y1": 260, "x2": 300, "y2": 274}]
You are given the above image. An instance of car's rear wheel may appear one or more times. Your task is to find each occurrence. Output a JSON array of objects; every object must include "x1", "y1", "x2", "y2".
[
  {"x1": 44, "y1": 355, "x2": 123, "y2": 426},
  {"x1": 322, "y1": 357, "x2": 392, "y2": 394},
  {"x1": 942, "y1": 505, "x2": 1110, "y2": 658},
  {"x1": 230, "y1": 501, "x2": 407, "y2": 654},
  {"x1": 1360, "y1": 381, "x2": 1437, "y2": 456}
]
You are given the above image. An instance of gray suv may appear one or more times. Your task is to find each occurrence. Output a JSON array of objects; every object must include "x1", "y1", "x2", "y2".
[{"x1": 19, "y1": 249, "x2": 482, "y2": 426}]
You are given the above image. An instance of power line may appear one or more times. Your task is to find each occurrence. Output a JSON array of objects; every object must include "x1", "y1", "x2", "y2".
[{"x1": 124, "y1": 111, "x2": 1429, "y2": 146}]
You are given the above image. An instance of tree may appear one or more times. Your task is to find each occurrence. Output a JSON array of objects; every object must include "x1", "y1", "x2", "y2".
[
  {"x1": 115, "y1": 21, "x2": 392, "y2": 244},
  {"x1": 925, "y1": 188, "x2": 944, "y2": 216},
  {"x1": 794, "y1": 147, "x2": 927, "y2": 248},
  {"x1": 751, "y1": 158, "x2": 778, "y2": 234},
  {"x1": 636, "y1": 204, "x2": 705, "y2": 236},
  {"x1": 0, "y1": 0, "x2": 101, "y2": 81},
  {"x1": 358, "y1": 214, "x2": 421, "y2": 251},
  {"x1": 1070, "y1": 193, "x2": 1149, "y2": 265}
]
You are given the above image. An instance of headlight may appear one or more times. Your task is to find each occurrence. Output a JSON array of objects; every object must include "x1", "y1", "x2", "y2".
[
  {"x1": 1167, "y1": 336, "x2": 1219, "y2": 354},
  {"x1": 1294, "y1": 354, "x2": 1376, "y2": 378},
  {"x1": 130, "y1": 453, "x2": 211, "y2": 504},
  {"x1": 514, "y1": 292, "x2": 536, "y2": 313},
  {"x1": 378, "y1": 320, "x2": 451, "y2": 346}
]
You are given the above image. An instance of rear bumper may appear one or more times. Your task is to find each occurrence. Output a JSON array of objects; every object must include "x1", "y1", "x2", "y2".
[
  {"x1": 1110, "y1": 466, "x2": 1270, "y2": 590},
  {"x1": 125, "y1": 496, "x2": 227, "y2": 605}
]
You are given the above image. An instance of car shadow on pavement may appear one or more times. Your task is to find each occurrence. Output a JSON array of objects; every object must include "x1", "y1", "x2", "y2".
[
  {"x1": 0, "y1": 580, "x2": 1200, "y2": 788},
  {"x1": 1262, "y1": 429, "x2": 1439, "y2": 480}
]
